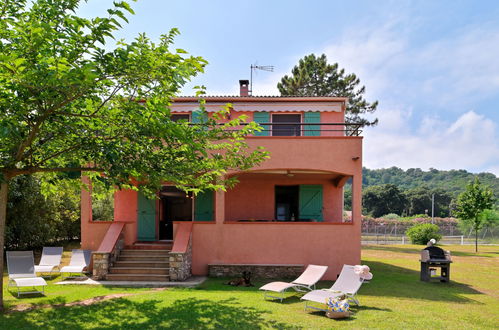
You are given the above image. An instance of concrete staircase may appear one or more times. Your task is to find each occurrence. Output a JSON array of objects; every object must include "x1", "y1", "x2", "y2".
[{"x1": 106, "y1": 243, "x2": 172, "y2": 281}]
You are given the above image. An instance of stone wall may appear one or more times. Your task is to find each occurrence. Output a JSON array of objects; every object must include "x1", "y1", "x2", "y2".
[
  {"x1": 92, "y1": 236, "x2": 124, "y2": 280},
  {"x1": 169, "y1": 238, "x2": 192, "y2": 281},
  {"x1": 208, "y1": 264, "x2": 304, "y2": 279}
]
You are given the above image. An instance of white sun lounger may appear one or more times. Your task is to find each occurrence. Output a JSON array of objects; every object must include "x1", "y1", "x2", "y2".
[
  {"x1": 259, "y1": 265, "x2": 328, "y2": 301},
  {"x1": 60, "y1": 249, "x2": 92, "y2": 279},
  {"x1": 301, "y1": 264, "x2": 365, "y2": 311},
  {"x1": 34, "y1": 247, "x2": 63, "y2": 277},
  {"x1": 7, "y1": 251, "x2": 48, "y2": 297}
]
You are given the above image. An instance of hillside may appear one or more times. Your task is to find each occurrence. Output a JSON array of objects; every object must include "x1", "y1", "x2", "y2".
[{"x1": 362, "y1": 167, "x2": 499, "y2": 197}]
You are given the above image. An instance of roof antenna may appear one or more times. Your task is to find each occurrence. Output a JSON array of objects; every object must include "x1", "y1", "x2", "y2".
[{"x1": 250, "y1": 63, "x2": 274, "y2": 96}]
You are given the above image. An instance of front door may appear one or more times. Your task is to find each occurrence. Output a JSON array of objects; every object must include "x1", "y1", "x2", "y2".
[{"x1": 137, "y1": 192, "x2": 156, "y2": 241}]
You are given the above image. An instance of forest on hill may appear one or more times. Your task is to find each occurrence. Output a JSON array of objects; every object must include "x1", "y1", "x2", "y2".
[
  {"x1": 362, "y1": 167, "x2": 499, "y2": 197},
  {"x1": 344, "y1": 167, "x2": 499, "y2": 218}
]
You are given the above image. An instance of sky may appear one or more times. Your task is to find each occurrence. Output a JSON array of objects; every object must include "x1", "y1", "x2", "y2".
[{"x1": 79, "y1": 0, "x2": 499, "y2": 176}]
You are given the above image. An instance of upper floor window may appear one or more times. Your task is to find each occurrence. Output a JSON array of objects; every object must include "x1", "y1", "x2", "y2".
[
  {"x1": 272, "y1": 114, "x2": 301, "y2": 136},
  {"x1": 171, "y1": 114, "x2": 190, "y2": 122}
]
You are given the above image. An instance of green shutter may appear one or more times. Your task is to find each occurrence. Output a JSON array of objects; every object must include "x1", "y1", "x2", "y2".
[
  {"x1": 192, "y1": 110, "x2": 208, "y2": 123},
  {"x1": 299, "y1": 185, "x2": 323, "y2": 221},
  {"x1": 253, "y1": 112, "x2": 270, "y2": 136},
  {"x1": 304, "y1": 112, "x2": 321, "y2": 136},
  {"x1": 194, "y1": 190, "x2": 214, "y2": 221},
  {"x1": 137, "y1": 192, "x2": 156, "y2": 241}
]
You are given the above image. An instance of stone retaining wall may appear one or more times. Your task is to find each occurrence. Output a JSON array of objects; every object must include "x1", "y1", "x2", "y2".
[
  {"x1": 208, "y1": 264, "x2": 304, "y2": 279},
  {"x1": 169, "y1": 238, "x2": 192, "y2": 281}
]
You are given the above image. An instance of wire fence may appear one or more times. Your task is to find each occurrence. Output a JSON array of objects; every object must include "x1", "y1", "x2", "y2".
[{"x1": 361, "y1": 222, "x2": 499, "y2": 245}]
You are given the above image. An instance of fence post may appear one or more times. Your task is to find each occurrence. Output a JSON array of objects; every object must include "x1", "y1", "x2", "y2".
[
  {"x1": 402, "y1": 236, "x2": 405, "y2": 245},
  {"x1": 461, "y1": 235, "x2": 464, "y2": 245}
]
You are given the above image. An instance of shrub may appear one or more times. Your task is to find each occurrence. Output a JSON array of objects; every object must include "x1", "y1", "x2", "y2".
[
  {"x1": 381, "y1": 213, "x2": 400, "y2": 220},
  {"x1": 406, "y1": 223, "x2": 442, "y2": 245}
]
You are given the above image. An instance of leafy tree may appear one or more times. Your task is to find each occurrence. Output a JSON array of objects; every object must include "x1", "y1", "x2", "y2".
[
  {"x1": 404, "y1": 186, "x2": 453, "y2": 217},
  {"x1": 455, "y1": 178, "x2": 495, "y2": 252},
  {"x1": 277, "y1": 54, "x2": 378, "y2": 126},
  {"x1": 362, "y1": 184, "x2": 407, "y2": 217},
  {"x1": 0, "y1": 0, "x2": 267, "y2": 310},
  {"x1": 6, "y1": 175, "x2": 80, "y2": 250}
]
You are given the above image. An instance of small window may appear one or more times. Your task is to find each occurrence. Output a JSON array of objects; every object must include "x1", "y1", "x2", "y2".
[
  {"x1": 272, "y1": 114, "x2": 301, "y2": 136},
  {"x1": 171, "y1": 114, "x2": 190, "y2": 122},
  {"x1": 92, "y1": 187, "x2": 114, "y2": 221}
]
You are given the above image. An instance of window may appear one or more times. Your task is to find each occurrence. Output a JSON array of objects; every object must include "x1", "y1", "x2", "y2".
[
  {"x1": 171, "y1": 114, "x2": 190, "y2": 122},
  {"x1": 272, "y1": 114, "x2": 301, "y2": 136}
]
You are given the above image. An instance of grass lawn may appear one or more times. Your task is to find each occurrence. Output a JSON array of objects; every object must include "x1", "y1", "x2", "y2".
[{"x1": 1, "y1": 244, "x2": 498, "y2": 329}]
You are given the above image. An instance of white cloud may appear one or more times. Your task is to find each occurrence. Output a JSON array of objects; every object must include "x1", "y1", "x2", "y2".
[{"x1": 364, "y1": 110, "x2": 499, "y2": 176}]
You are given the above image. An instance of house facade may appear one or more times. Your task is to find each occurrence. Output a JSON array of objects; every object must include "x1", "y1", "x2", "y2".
[{"x1": 81, "y1": 80, "x2": 363, "y2": 281}]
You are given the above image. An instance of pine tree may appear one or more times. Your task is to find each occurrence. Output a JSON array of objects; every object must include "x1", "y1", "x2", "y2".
[{"x1": 278, "y1": 54, "x2": 378, "y2": 126}]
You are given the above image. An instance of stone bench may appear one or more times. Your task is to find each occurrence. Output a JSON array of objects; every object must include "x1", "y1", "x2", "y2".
[{"x1": 208, "y1": 264, "x2": 304, "y2": 279}]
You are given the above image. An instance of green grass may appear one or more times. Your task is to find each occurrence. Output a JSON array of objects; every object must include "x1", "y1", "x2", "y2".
[{"x1": 1, "y1": 244, "x2": 498, "y2": 329}]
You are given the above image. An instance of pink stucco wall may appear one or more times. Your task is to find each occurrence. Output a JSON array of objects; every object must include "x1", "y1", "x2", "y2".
[{"x1": 190, "y1": 221, "x2": 361, "y2": 280}]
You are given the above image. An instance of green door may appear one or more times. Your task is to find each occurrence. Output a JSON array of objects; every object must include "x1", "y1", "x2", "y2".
[
  {"x1": 253, "y1": 112, "x2": 270, "y2": 136},
  {"x1": 299, "y1": 185, "x2": 323, "y2": 221},
  {"x1": 304, "y1": 112, "x2": 321, "y2": 136},
  {"x1": 192, "y1": 110, "x2": 208, "y2": 123},
  {"x1": 137, "y1": 192, "x2": 156, "y2": 241},
  {"x1": 194, "y1": 191, "x2": 214, "y2": 221}
]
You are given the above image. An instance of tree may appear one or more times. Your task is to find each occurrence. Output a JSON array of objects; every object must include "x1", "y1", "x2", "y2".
[
  {"x1": 404, "y1": 186, "x2": 453, "y2": 217},
  {"x1": 455, "y1": 178, "x2": 495, "y2": 252},
  {"x1": 0, "y1": 0, "x2": 267, "y2": 310},
  {"x1": 277, "y1": 54, "x2": 378, "y2": 126},
  {"x1": 362, "y1": 184, "x2": 407, "y2": 217}
]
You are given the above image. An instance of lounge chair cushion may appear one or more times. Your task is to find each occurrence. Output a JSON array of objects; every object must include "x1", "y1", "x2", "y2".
[
  {"x1": 11, "y1": 277, "x2": 47, "y2": 288},
  {"x1": 60, "y1": 265, "x2": 87, "y2": 273},
  {"x1": 34, "y1": 265, "x2": 58, "y2": 273},
  {"x1": 259, "y1": 281, "x2": 297, "y2": 292},
  {"x1": 302, "y1": 289, "x2": 343, "y2": 304}
]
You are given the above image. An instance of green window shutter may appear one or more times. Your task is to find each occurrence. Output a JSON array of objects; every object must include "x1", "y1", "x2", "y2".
[
  {"x1": 194, "y1": 190, "x2": 214, "y2": 221},
  {"x1": 253, "y1": 112, "x2": 270, "y2": 136},
  {"x1": 137, "y1": 192, "x2": 156, "y2": 241},
  {"x1": 304, "y1": 112, "x2": 321, "y2": 136},
  {"x1": 192, "y1": 110, "x2": 208, "y2": 123},
  {"x1": 299, "y1": 185, "x2": 323, "y2": 221}
]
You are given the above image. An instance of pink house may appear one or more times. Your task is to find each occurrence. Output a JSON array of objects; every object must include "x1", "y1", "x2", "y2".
[{"x1": 82, "y1": 80, "x2": 363, "y2": 281}]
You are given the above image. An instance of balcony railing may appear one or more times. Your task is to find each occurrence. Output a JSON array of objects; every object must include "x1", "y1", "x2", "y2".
[{"x1": 246, "y1": 122, "x2": 363, "y2": 137}]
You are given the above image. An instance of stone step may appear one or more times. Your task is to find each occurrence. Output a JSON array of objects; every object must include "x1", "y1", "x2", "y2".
[
  {"x1": 118, "y1": 255, "x2": 169, "y2": 262},
  {"x1": 126, "y1": 243, "x2": 172, "y2": 250},
  {"x1": 109, "y1": 267, "x2": 169, "y2": 275},
  {"x1": 120, "y1": 249, "x2": 170, "y2": 256},
  {"x1": 106, "y1": 274, "x2": 170, "y2": 281},
  {"x1": 113, "y1": 261, "x2": 170, "y2": 268}
]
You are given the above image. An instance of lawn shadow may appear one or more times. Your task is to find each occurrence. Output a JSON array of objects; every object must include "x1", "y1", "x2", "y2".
[
  {"x1": 3, "y1": 296, "x2": 298, "y2": 329},
  {"x1": 359, "y1": 261, "x2": 484, "y2": 303}
]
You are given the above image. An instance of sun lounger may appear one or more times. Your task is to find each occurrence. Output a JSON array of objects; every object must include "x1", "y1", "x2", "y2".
[
  {"x1": 60, "y1": 249, "x2": 92, "y2": 279},
  {"x1": 7, "y1": 251, "x2": 48, "y2": 297},
  {"x1": 259, "y1": 265, "x2": 328, "y2": 301},
  {"x1": 34, "y1": 247, "x2": 63, "y2": 277},
  {"x1": 301, "y1": 264, "x2": 367, "y2": 311}
]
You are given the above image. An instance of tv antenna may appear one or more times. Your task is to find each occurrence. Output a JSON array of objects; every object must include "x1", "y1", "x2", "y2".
[{"x1": 250, "y1": 64, "x2": 274, "y2": 95}]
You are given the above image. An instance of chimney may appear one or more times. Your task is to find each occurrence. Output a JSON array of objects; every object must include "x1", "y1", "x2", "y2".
[{"x1": 239, "y1": 79, "x2": 250, "y2": 96}]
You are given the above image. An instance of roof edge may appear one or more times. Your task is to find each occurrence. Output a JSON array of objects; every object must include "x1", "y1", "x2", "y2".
[{"x1": 171, "y1": 96, "x2": 348, "y2": 103}]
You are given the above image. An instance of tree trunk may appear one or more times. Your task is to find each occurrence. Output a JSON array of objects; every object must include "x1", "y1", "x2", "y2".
[
  {"x1": 475, "y1": 226, "x2": 478, "y2": 253},
  {"x1": 0, "y1": 181, "x2": 9, "y2": 312}
]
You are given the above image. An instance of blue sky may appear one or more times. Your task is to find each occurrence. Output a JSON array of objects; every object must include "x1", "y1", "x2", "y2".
[{"x1": 79, "y1": 1, "x2": 499, "y2": 176}]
